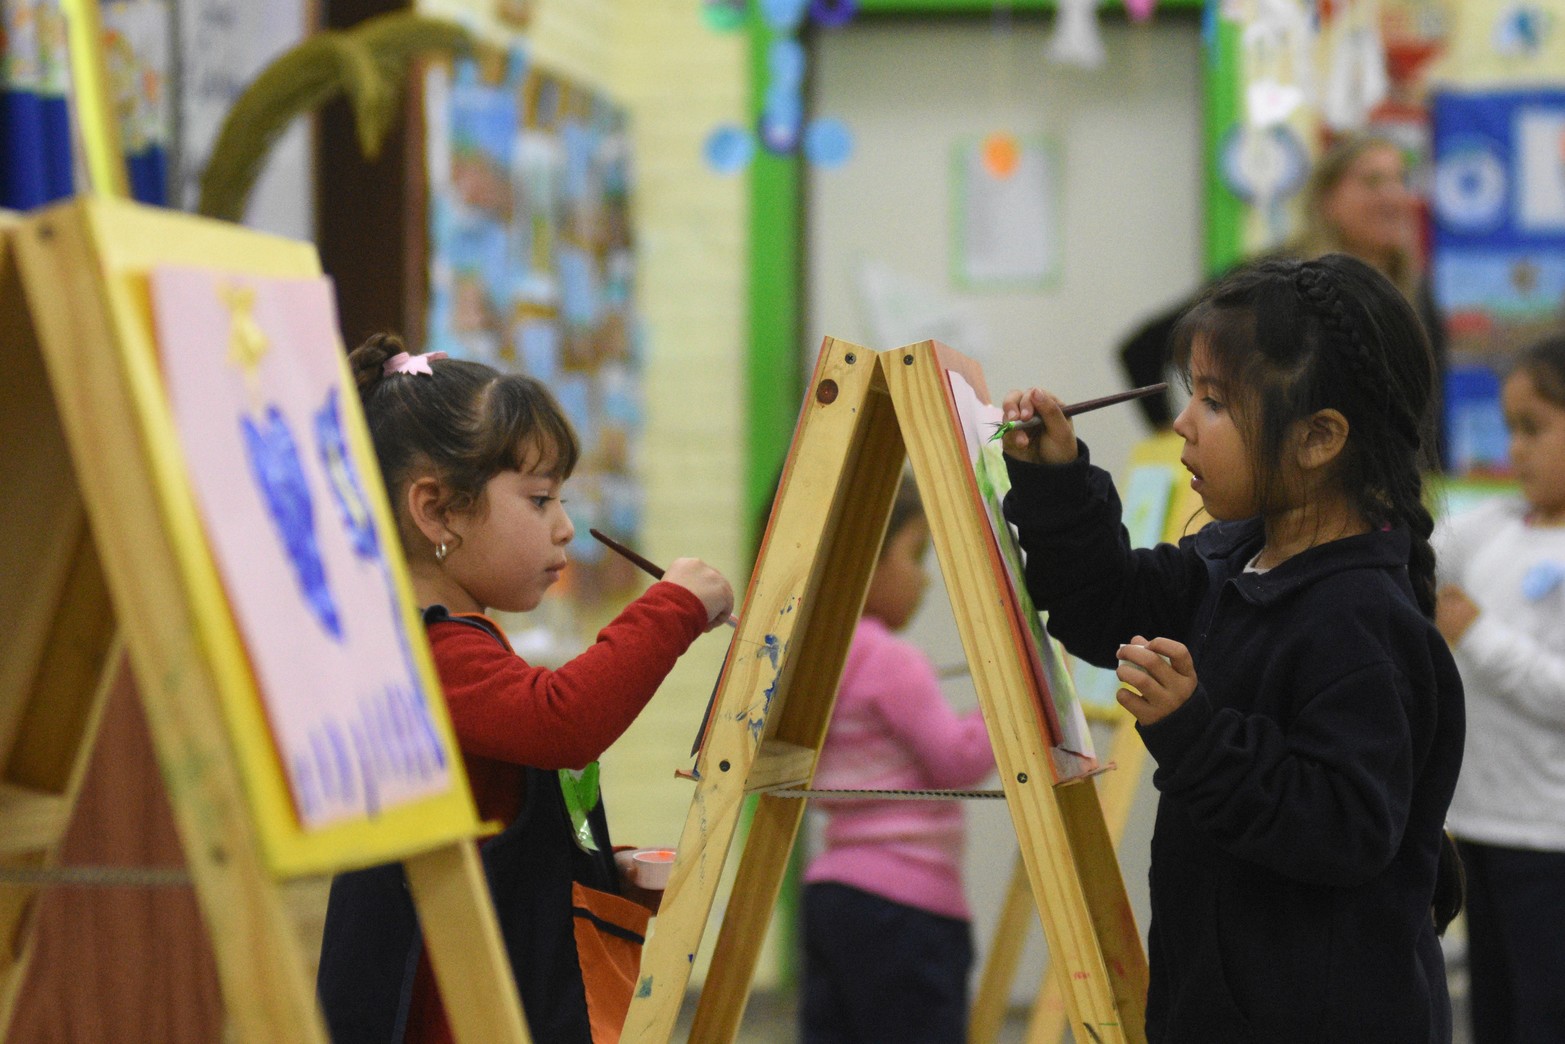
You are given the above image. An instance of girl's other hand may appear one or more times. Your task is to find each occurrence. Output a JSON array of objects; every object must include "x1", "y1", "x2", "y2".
[
  {"x1": 999, "y1": 387, "x2": 1079, "y2": 465},
  {"x1": 1115, "y1": 635, "x2": 1197, "y2": 726},
  {"x1": 664, "y1": 558, "x2": 735, "y2": 632}
]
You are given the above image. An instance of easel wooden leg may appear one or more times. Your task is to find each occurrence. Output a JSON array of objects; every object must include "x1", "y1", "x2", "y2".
[
  {"x1": 686, "y1": 793, "x2": 806, "y2": 1041},
  {"x1": 406, "y1": 842, "x2": 531, "y2": 1042},
  {"x1": 968, "y1": 852, "x2": 1033, "y2": 1043},
  {"x1": 886, "y1": 345, "x2": 1148, "y2": 1043},
  {"x1": 624, "y1": 339, "x2": 901, "y2": 1042},
  {"x1": 0, "y1": 535, "x2": 121, "y2": 1038}
]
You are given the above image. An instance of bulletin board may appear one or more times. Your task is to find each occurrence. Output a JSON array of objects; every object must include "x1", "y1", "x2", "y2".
[
  {"x1": 1429, "y1": 87, "x2": 1565, "y2": 475},
  {"x1": 422, "y1": 45, "x2": 646, "y2": 620}
]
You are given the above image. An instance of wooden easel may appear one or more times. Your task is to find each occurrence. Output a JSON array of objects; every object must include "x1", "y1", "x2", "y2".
[
  {"x1": 622, "y1": 337, "x2": 1149, "y2": 1043},
  {"x1": 970, "y1": 433, "x2": 1206, "y2": 1044},
  {"x1": 0, "y1": 197, "x2": 530, "y2": 1042}
]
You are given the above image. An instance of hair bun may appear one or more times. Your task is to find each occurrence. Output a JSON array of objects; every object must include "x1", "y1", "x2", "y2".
[{"x1": 348, "y1": 332, "x2": 407, "y2": 391}]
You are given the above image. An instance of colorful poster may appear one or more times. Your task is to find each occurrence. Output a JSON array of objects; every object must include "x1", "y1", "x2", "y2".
[
  {"x1": 149, "y1": 267, "x2": 453, "y2": 829},
  {"x1": 424, "y1": 52, "x2": 644, "y2": 613},
  {"x1": 1430, "y1": 88, "x2": 1565, "y2": 474},
  {"x1": 946, "y1": 371, "x2": 1096, "y2": 778},
  {"x1": 952, "y1": 135, "x2": 1061, "y2": 291}
]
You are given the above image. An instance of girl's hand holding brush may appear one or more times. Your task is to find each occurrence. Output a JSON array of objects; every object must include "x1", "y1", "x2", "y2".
[
  {"x1": 663, "y1": 558, "x2": 735, "y2": 633},
  {"x1": 999, "y1": 388, "x2": 1082, "y2": 466}
]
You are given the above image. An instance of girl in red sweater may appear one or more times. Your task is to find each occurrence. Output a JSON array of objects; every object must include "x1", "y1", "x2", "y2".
[{"x1": 317, "y1": 334, "x2": 733, "y2": 1043}]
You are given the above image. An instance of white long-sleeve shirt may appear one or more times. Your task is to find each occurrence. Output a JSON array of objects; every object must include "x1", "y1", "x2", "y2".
[{"x1": 1434, "y1": 495, "x2": 1565, "y2": 850}]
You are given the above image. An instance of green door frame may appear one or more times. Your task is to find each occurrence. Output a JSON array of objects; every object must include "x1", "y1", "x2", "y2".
[{"x1": 743, "y1": 0, "x2": 1240, "y2": 533}]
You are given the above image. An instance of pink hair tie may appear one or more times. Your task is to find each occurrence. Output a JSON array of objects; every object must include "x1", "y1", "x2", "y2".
[{"x1": 382, "y1": 350, "x2": 448, "y2": 376}]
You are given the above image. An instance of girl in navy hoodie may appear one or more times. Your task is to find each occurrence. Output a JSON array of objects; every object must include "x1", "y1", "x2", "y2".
[{"x1": 999, "y1": 254, "x2": 1464, "y2": 1043}]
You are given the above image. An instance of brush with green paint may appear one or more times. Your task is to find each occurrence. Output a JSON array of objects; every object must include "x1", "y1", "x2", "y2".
[{"x1": 987, "y1": 382, "x2": 1168, "y2": 442}]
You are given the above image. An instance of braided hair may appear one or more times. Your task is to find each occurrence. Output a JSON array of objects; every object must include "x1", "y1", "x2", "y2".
[
  {"x1": 1169, "y1": 253, "x2": 1440, "y2": 618},
  {"x1": 347, "y1": 333, "x2": 579, "y2": 545}
]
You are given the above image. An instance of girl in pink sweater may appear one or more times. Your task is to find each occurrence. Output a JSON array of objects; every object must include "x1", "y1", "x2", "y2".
[{"x1": 801, "y1": 478, "x2": 996, "y2": 1043}]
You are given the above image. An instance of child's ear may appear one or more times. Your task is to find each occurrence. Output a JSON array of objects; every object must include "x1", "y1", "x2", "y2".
[
  {"x1": 405, "y1": 476, "x2": 453, "y2": 548},
  {"x1": 1294, "y1": 408, "x2": 1351, "y2": 472}
]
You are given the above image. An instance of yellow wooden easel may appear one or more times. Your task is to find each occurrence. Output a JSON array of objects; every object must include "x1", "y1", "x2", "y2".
[
  {"x1": 621, "y1": 337, "x2": 1148, "y2": 1043},
  {"x1": 0, "y1": 197, "x2": 529, "y2": 1042},
  {"x1": 969, "y1": 432, "x2": 1207, "y2": 1044}
]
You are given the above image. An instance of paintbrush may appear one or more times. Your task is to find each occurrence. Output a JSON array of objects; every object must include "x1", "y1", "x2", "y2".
[
  {"x1": 588, "y1": 528, "x2": 739, "y2": 629},
  {"x1": 987, "y1": 382, "x2": 1168, "y2": 442},
  {"x1": 589, "y1": 526, "x2": 737, "y2": 758}
]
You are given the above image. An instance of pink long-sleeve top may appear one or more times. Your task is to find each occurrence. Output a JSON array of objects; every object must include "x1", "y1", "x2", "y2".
[{"x1": 803, "y1": 616, "x2": 995, "y2": 920}]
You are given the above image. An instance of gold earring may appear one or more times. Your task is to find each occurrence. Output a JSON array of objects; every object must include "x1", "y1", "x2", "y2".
[{"x1": 435, "y1": 541, "x2": 449, "y2": 563}]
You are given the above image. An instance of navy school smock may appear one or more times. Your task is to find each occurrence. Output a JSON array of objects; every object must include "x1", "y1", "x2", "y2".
[
  {"x1": 315, "y1": 609, "x2": 627, "y2": 1044},
  {"x1": 1002, "y1": 445, "x2": 1464, "y2": 1044}
]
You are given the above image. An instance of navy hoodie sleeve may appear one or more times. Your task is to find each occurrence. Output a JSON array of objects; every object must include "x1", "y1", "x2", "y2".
[{"x1": 1002, "y1": 442, "x2": 1208, "y2": 669}]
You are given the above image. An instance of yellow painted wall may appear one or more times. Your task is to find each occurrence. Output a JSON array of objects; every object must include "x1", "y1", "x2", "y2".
[
  {"x1": 603, "y1": 0, "x2": 766, "y2": 992},
  {"x1": 1430, "y1": 0, "x2": 1565, "y2": 86}
]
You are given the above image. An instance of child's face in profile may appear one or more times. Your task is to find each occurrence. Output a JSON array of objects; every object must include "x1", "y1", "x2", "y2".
[
  {"x1": 1503, "y1": 369, "x2": 1565, "y2": 525},
  {"x1": 442, "y1": 442, "x2": 576, "y2": 613},
  {"x1": 1172, "y1": 343, "x2": 1259, "y2": 521},
  {"x1": 863, "y1": 515, "x2": 931, "y2": 631}
]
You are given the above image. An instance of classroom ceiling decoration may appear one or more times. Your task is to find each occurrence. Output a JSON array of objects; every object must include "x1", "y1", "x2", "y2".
[
  {"x1": 1046, "y1": 0, "x2": 1106, "y2": 69},
  {"x1": 1321, "y1": 0, "x2": 1391, "y2": 130},
  {"x1": 1491, "y1": 3, "x2": 1551, "y2": 60},
  {"x1": 702, "y1": 0, "x2": 856, "y2": 173}
]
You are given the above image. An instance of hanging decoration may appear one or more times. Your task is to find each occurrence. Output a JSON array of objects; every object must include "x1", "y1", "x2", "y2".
[
  {"x1": 1321, "y1": 0, "x2": 1391, "y2": 132},
  {"x1": 1241, "y1": 0, "x2": 1315, "y2": 129},
  {"x1": 1492, "y1": 3, "x2": 1552, "y2": 59},
  {"x1": 1125, "y1": 0, "x2": 1159, "y2": 24},
  {"x1": 1046, "y1": 0, "x2": 1105, "y2": 69},
  {"x1": 701, "y1": 0, "x2": 856, "y2": 173}
]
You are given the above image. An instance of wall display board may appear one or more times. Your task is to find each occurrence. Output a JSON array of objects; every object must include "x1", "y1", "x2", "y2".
[
  {"x1": 423, "y1": 45, "x2": 644, "y2": 622},
  {"x1": 1430, "y1": 88, "x2": 1565, "y2": 475}
]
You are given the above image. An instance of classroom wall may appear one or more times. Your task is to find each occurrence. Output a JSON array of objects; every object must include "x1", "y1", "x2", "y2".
[
  {"x1": 601, "y1": 0, "x2": 766, "y2": 990},
  {"x1": 805, "y1": 14, "x2": 1206, "y2": 1007}
]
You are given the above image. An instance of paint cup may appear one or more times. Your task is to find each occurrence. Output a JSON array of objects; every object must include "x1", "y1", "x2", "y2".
[{"x1": 631, "y1": 848, "x2": 676, "y2": 890}]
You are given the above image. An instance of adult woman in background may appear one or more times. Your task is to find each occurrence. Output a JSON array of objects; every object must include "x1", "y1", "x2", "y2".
[{"x1": 1118, "y1": 132, "x2": 1447, "y2": 457}]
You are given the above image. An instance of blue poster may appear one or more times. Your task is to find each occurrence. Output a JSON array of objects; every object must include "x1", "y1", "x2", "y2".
[{"x1": 1430, "y1": 89, "x2": 1565, "y2": 474}]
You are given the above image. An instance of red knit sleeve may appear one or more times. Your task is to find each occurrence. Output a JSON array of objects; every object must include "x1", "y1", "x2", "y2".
[{"x1": 429, "y1": 581, "x2": 709, "y2": 769}]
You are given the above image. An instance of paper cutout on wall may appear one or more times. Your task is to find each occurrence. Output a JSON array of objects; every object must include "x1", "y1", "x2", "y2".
[
  {"x1": 1241, "y1": 0, "x2": 1316, "y2": 128},
  {"x1": 1492, "y1": 3, "x2": 1551, "y2": 59},
  {"x1": 854, "y1": 258, "x2": 992, "y2": 363},
  {"x1": 1220, "y1": 123, "x2": 1309, "y2": 204},
  {"x1": 1321, "y1": 5, "x2": 1390, "y2": 132},
  {"x1": 810, "y1": 0, "x2": 859, "y2": 29},
  {"x1": 953, "y1": 135, "x2": 1061, "y2": 290},
  {"x1": 702, "y1": 0, "x2": 746, "y2": 32},
  {"x1": 701, "y1": 0, "x2": 855, "y2": 172}
]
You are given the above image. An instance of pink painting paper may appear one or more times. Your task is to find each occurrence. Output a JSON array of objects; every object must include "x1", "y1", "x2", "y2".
[{"x1": 150, "y1": 266, "x2": 453, "y2": 829}]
